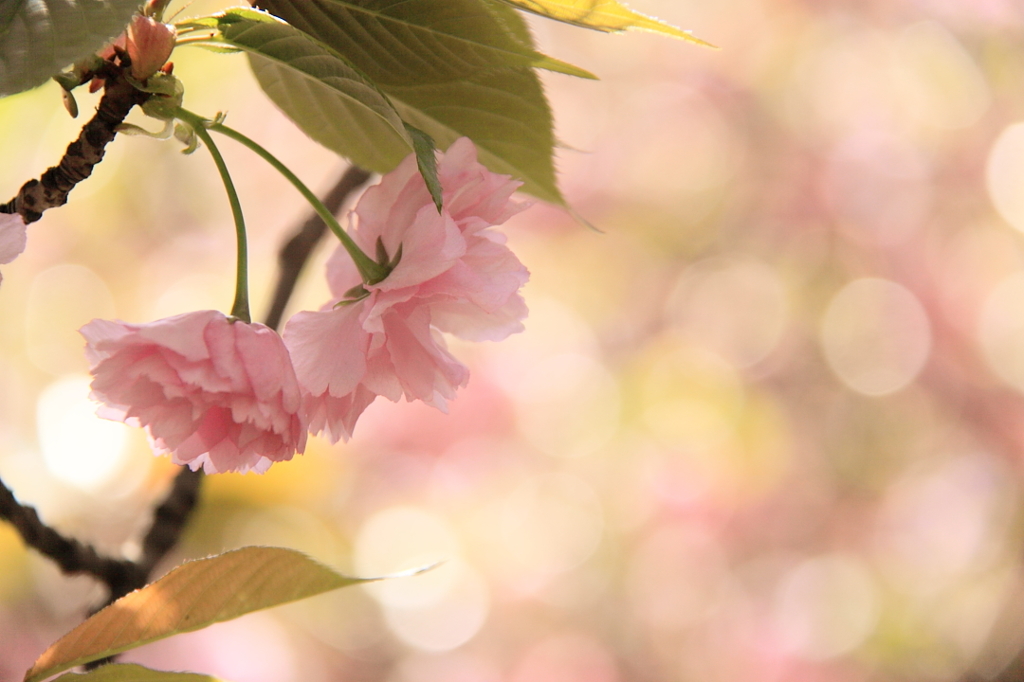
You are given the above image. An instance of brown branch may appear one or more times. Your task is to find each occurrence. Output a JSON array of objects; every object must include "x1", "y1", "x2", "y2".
[
  {"x1": 263, "y1": 164, "x2": 372, "y2": 331},
  {"x1": 136, "y1": 467, "x2": 203, "y2": 578},
  {"x1": 1, "y1": 60, "x2": 150, "y2": 223},
  {"x1": 0, "y1": 476, "x2": 144, "y2": 598}
]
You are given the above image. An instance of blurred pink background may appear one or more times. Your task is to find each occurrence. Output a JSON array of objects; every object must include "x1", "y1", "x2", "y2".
[{"x1": 4, "y1": 0, "x2": 1024, "y2": 680}]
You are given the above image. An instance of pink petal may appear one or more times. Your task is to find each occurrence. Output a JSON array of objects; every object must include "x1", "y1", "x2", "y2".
[
  {"x1": 81, "y1": 310, "x2": 307, "y2": 474},
  {"x1": 126, "y1": 16, "x2": 175, "y2": 81},
  {"x1": 284, "y1": 305, "x2": 369, "y2": 398},
  {"x1": 0, "y1": 213, "x2": 27, "y2": 284}
]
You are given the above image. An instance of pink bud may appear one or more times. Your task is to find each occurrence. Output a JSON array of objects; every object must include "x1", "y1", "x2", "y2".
[{"x1": 126, "y1": 15, "x2": 175, "y2": 81}]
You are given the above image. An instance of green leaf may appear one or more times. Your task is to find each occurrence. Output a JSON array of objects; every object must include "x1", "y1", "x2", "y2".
[
  {"x1": 390, "y1": 67, "x2": 560, "y2": 204},
  {"x1": 182, "y1": 8, "x2": 415, "y2": 177},
  {"x1": 251, "y1": 0, "x2": 594, "y2": 82},
  {"x1": 249, "y1": 0, "x2": 564, "y2": 204},
  {"x1": 51, "y1": 665, "x2": 226, "y2": 682},
  {"x1": 24, "y1": 546, "x2": 377, "y2": 682},
  {"x1": 0, "y1": 0, "x2": 144, "y2": 97},
  {"x1": 404, "y1": 123, "x2": 443, "y2": 212},
  {"x1": 491, "y1": 0, "x2": 715, "y2": 46}
]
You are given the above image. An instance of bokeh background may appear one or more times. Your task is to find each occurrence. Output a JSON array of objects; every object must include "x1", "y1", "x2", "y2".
[{"x1": 5, "y1": 0, "x2": 1024, "y2": 679}]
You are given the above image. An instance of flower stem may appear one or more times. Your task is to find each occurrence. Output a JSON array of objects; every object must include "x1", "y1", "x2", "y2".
[
  {"x1": 175, "y1": 108, "x2": 387, "y2": 285},
  {"x1": 178, "y1": 110, "x2": 251, "y2": 322}
]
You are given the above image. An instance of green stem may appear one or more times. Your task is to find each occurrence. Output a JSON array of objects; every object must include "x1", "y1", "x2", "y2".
[
  {"x1": 179, "y1": 110, "x2": 250, "y2": 322},
  {"x1": 175, "y1": 108, "x2": 387, "y2": 285}
]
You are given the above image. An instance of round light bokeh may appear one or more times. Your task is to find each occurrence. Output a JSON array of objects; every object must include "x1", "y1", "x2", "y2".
[
  {"x1": 987, "y1": 123, "x2": 1024, "y2": 233},
  {"x1": 381, "y1": 560, "x2": 490, "y2": 652},
  {"x1": 354, "y1": 506, "x2": 461, "y2": 608},
  {"x1": 26, "y1": 264, "x2": 116, "y2": 376},
  {"x1": 772, "y1": 553, "x2": 879, "y2": 660},
  {"x1": 891, "y1": 21, "x2": 990, "y2": 131},
  {"x1": 500, "y1": 474, "x2": 604, "y2": 579},
  {"x1": 820, "y1": 278, "x2": 931, "y2": 396},
  {"x1": 37, "y1": 374, "x2": 130, "y2": 491},
  {"x1": 666, "y1": 257, "x2": 788, "y2": 368},
  {"x1": 511, "y1": 352, "x2": 621, "y2": 458}
]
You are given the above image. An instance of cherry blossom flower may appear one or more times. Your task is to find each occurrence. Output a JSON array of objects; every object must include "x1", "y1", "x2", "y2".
[
  {"x1": 98, "y1": 15, "x2": 175, "y2": 82},
  {"x1": 0, "y1": 212, "x2": 27, "y2": 284},
  {"x1": 283, "y1": 138, "x2": 530, "y2": 442},
  {"x1": 81, "y1": 310, "x2": 307, "y2": 474},
  {"x1": 126, "y1": 16, "x2": 176, "y2": 81}
]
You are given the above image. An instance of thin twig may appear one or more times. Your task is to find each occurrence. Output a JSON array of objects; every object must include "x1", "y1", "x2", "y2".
[{"x1": 263, "y1": 164, "x2": 372, "y2": 331}]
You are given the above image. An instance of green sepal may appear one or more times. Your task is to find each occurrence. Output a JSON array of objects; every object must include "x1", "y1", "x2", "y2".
[{"x1": 404, "y1": 123, "x2": 443, "y2": 213}]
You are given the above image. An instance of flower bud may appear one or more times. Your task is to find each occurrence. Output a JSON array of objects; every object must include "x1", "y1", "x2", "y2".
[{"x1": 126, "y1": 15, "x2": 176, "y2": 81}]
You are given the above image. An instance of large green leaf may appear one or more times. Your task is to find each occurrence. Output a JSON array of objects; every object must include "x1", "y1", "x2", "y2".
[
  {"x1": 52, "y1": 665, "x2": 224, "y2": 682},
  {"x1": 492, "y1": 0, "x2": 714, "y2": 46},
  {"x1": 251, "y1": 0, "x2": 593, "y2": 83},
  {"x1": 182, "y1": 8, "x2": 414, "y2": 176},
  {"x1": 389, "y1": 67, "x2": 559, "y2": 203},
  {"x1": 249, "y1": 0, "x2": 563, "y2": 203},
  {"x1": 0, "y1": 0, "x2": 144, "y2": 97},
  {"x1": 24, "y1": 546, "x2": 375, "y2": 682}
]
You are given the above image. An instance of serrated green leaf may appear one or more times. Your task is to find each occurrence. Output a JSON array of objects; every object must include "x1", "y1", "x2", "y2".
[
  {"x1": 0, "y1": 0, "x2": 144, "y2": 97},
  {"x1": 251, "y1": 0, "x2": 594, "y2": 82},
  {"x1": 183, "y1": 8, "x2": 415, "y2": 174},
  {"x1": 404, "y1": 123, "x2": 443, "y2": 212},
  {"x1": 248, "y1": 0, "x2": 564, "y2": 204},
  {"x1": 390, "y1": 68, "x2": 560, "y2": 203},
  {"x1": 24, "y1": 547, "x2": 374, "y2": 682},
  {"x1": 52, "y1": 664, "x2": 226, "y2": 682},
  {"x1": 492, "y1": 0, "x2": 715, "y2": 46}
]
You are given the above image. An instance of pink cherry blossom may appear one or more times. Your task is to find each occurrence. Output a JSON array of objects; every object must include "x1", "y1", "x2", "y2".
[
  {"x1": 0, "y1": 212, "x2": 27, "y2": 284},
  {"x1": 81, "y1": 310, "x2": 307, "y2": 474},
  {"x1": 283, "y1": 138, "x2": 530, "y2": 442},
  {"x1": 125, "y1": 16, "x2": 176, "y2": 81},
  {"x1": 97, "y1": 15, "x2": 175, "y2": 82}
]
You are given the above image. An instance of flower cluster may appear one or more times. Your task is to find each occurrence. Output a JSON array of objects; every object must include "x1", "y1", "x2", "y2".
[
  {"x1": 81, "y1": 139, "x2": 530, "y2": 472},
  {"x1": 284, "y1": 138, "x2": 530, "y2": 443}
]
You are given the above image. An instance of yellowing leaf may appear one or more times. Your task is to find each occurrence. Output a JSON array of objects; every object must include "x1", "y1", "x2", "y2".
[
  {"x1": 25, "y1": 547, "x2": 373, "y2": 682},
  {"x1": 493, "y1": 0, "x2": 715, "y2": 47},
  {"x1": 52, "y1": 664, "x2": 225, "y2": 682}
]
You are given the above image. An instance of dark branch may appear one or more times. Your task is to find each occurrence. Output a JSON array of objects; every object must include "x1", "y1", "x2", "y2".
[
  {"x1": 0, "y1": 476, "x2": 144, "y2": 597},
  {"x1": 1, "y1": 60, "x2": 150, "y2": 223},
  {"x1": 263, "y1": 164, "x2": 372, "y2": 331},
  {"x1": 136, "y1": 467, "x2": 203, "y2": 578}
]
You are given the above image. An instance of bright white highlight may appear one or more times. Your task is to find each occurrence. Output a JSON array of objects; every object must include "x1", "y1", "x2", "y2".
[{"x1": 37, "y1": 375, "x2": 129, "y2": 491}]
